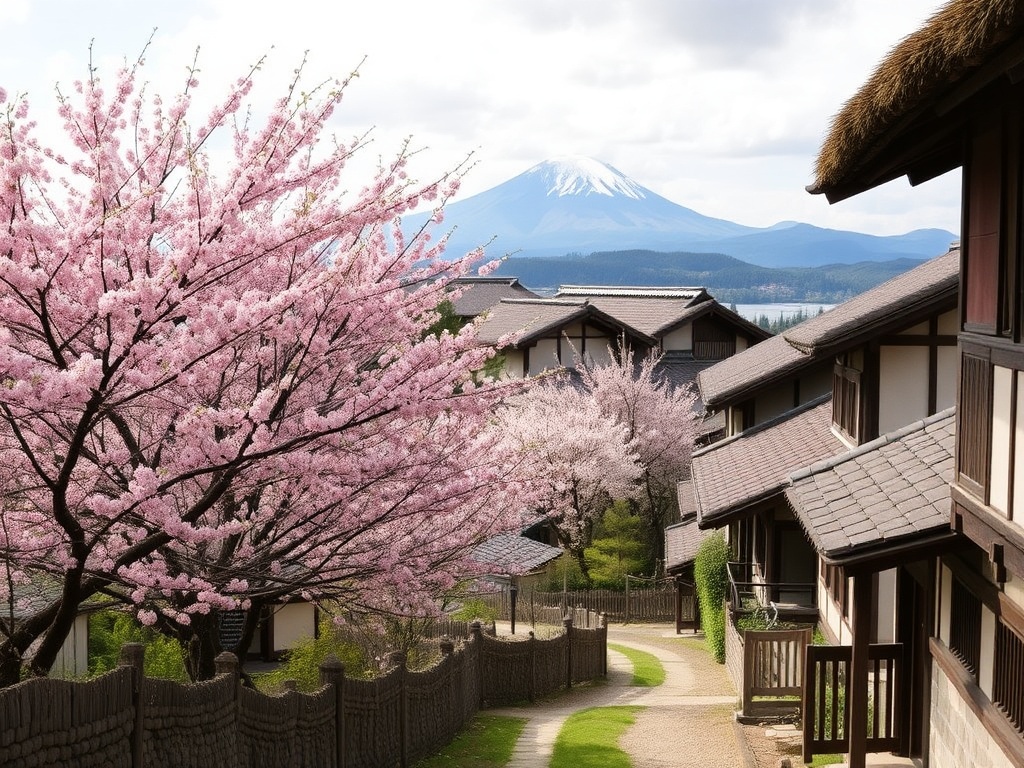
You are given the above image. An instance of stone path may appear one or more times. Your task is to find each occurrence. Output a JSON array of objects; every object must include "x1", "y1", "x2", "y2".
[{"x1": 487, "y1": 623, "x2": 756, "y2": 768}]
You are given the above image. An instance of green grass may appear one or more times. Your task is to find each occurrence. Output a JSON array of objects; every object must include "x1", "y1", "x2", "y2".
[
  {"x1": 413, "y1": 714, "x2": 527, "y2": 768},
  {"x1": 608, "y1": 643, "x2": 665, "y2": 687},
  {"x1": 550, "y1": 706, "x2": 643, "y2": 768},
  {"x1": 807, "y1": 753, "x2": 844, "y2": 766}
]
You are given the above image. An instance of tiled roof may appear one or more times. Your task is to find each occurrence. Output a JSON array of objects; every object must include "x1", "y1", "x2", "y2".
[
  {"x1": 572, "y1": 296, "x2": 704, "y2": 337},
  {"x1": 450, "y1": 277, "x2": 539, "y2": 318},
  {"x1": 697, "y1": 333, "x2": 808, "y2": 409},
  {"x1": 665, "y1": 516, "x2": 709, "y2": 574},
  {"x1": 473, "y1": 298, "x2": 655, "y2": 347},
  {"x1": 786, "y1": 408, "x2": 954, "y2": 562},
  {"x1": 655, "y1": 353, "x2": 717, "y2": 393},
  {"x1": 783, "y1": 247, "x2": 958, "y2": 354},
  {"x1": 472, "y1": 534, "x2": 563, "y2": 574},
  {"x1": 696, "y1": 248, "x2": 959, "y2": 409},
  {"x1": 557, "y1": 285, "x2": 708, "y2": 300},
  {"x1": 692, "y1": 396, "x2": 847, "y2": 527}
]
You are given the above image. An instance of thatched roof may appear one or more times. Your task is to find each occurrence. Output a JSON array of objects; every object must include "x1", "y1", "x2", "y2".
[{"x1": 811, "y1": 0, "x2": 1024, "y2": 200}]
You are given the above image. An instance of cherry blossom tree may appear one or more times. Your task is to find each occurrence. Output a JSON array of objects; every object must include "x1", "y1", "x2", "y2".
[
  {"x1": 580, "y1": 344, "x2": 699, "y2": 564},
  {"x1": 495, "y1": 379, "x2": 640, "y2": 585},
  {"x1": 0, "y1": 53, "x2": 531, "y2": 684}
]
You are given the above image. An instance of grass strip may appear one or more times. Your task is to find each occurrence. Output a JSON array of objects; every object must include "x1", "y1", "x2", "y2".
[
  {"x1": 550, "y1": 706, "x2": 643, "y2": 768},
  {"x1": 608, "y1": 643, "x2": 666, "y2": 686},
  {"x1": 413, "y1": 714, "x2": 527, "y2": 768}
]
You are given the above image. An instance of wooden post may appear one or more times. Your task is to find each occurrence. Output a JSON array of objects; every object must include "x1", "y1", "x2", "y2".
[
  {"x1": 848, "y1": 575, "x2": 872, "y2": 768},
  {"x1": 118, "y1": 643, "x2": 145, "y2": 768},
  {"x1": 600, "y1": 613, "x2": 608, "y2": 677},
  {"x1": 563, "y1": 616, "x2": 574, "y2": 690},
  {"x1": 470, "y1": 621, "x2": 484, "y2": 711},
  {"x1": 528, "y1": 631, "x2": 536, "y2": 702},
  {"x1": 320, "y1": 654, "x2": 345, "y2": 768},
  {"x1": 388, "y1": 651, "x2": 409, "y2": 768}
]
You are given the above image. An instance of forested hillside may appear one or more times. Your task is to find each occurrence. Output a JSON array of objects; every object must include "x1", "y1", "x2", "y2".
[{"x1": 492, "y1": 249, "x2": 925, "y2": 302}]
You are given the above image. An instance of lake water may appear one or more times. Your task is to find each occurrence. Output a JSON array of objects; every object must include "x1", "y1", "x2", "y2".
[{"x1": 732, "y1": 302, "x2": 835, "y2": 323}]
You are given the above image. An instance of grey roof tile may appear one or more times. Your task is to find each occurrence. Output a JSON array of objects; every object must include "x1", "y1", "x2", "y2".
[
  {"x1": 692, "y1": 396, "x2": 848, "y2": 526},
  {"x1": 786, "y1": 408, "x2": 955, "y2": 560}
]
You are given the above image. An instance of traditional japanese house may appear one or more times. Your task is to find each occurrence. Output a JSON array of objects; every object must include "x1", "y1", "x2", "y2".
[{"x1": 807, "y1": 1, "x2": 1024, "y2": 765}]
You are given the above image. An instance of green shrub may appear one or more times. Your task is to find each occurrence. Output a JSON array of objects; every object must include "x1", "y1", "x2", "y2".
[
  {"x1": 88, "y1": 610, "x2": 187, "y2": 681},
  {"x1": 694, "y1": 532, "x2": 729, "y2": 663},
  {"x1": 450, "y1": 598, "x2": 498, "y2": 624},
  {"x1": 256, "y1": 621, "x2": 370, "y2": 692}
]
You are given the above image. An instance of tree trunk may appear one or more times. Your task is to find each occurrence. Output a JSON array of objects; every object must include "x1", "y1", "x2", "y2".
[{"x1": 181, "y1": 612, "x2": 222, "y2": 681}]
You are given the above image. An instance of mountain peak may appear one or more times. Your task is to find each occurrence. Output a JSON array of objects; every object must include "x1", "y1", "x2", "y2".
[{"x1": 526, "y1": 156, "x2": 647, "y2": 201}]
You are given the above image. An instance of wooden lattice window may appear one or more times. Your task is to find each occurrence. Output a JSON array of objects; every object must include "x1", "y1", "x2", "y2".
[
  {"x1": 833, "y1": 359, "x2": 862, "y2": 442},
  {"x1": 956, "y1": 351, "x2": 991, "y2": 496},
  {"x1": 948, "y1": 576, "x2": 983, "y2": 678},
  {"x1": 993, "y1": 619, "x2": 1024, "y2": 731}
]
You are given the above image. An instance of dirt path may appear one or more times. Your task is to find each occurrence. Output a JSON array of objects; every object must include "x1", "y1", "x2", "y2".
[{"x1": 487, "y1": 622, "x2": 757, "y2": 768}]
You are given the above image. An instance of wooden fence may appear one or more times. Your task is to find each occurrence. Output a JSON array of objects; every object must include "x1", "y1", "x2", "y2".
[
  {"x1": 737, "y1": 628, "x2": 810, "y2": 723},
  {"x1": 802, "y1": 642, "x2": 902, "y2": 763},
  {"x1": 480, "y1": 585, "x2": 675, "y2": 625},
  {"x1": 0, "y1": 619, "x2": 607, "y2": 768}
]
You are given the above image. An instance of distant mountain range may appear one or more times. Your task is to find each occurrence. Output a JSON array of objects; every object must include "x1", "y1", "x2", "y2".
[
  {"x1": 490, "y1": 249, "x2": 927, "y2": 303},
  {"x1": 402, "y1": 156, "x2": 958, "y2": 270}
]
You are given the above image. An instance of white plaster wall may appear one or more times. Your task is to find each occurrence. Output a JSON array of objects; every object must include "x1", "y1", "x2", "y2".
[
  {"x1": 939, "y1": 565, "x2": 952, "y2": 645},
  {"x1": 1014, "y1": 373, "x2": 1024, "y2": 529},
  {"x1": 584, "y1": 342, "x2": 613, "y2": 368},
  {"x1": 661, "y1": 324, "x2": 692, "y2": 352},
  {"x1": 501, "y1": 350, "x2": 525, "y2": 379},
  {"x1": 936, "y1": 345, "x2": 958, "y2": 411},
  {"x1": 979, "y1": 605, "x2": 996, "y2": 698},
  {"x1": 736, "y1": 336, "x2": 748, "y2": 353},
  {"x1": 272, "y1": 602, "x2": 317, "y2": 652},
  {"x1": 937, "y1": 308, "x2": 959, "y2": 335},
  {"x1": 529, "y1": 339, "x2": 560, "y2": 375},
  {"x1": 878, "y1": 346, "x2": 929, "y2": 435},
  {"x1": 990, "y1": 365, "x2": 1013, "y2": 517},
  {"x1": 930, "y1": 661, "x2": 1016, "y2": 768},
  {"x1": 817, "y1": 580, "x2": 852, "y2": 646},
  {"x1": 900, "y1": 320, "x2": 929, "y2": 335},
  {"x1": 875, "y1": 569, "x2": 897, "y2": 644}
]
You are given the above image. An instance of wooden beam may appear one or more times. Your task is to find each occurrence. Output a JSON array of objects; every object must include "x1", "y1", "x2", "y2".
[{"x1": 848, "y1": 575, "x2": 873, "y2": 768}]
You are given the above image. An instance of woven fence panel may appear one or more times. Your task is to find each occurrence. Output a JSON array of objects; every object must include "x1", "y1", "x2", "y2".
[
  {"x1": 343, "y1": 673, "x2": 401, "y2": 768},
  {"x1": 236, "y1": 685, "x2": 335, "y2": 768},
  {"x1": 532, "y1": 634, "x2": 568, "y2": 698},
  {"x1": 478, "y1": 635, "x2": 534, "y2": 707},
  {"x1": 142, "y1": 674, "x2": 237, "y2": 768},
  {"x1": 0, "y1": 669, "x2": 133, "y2": 768},
  {"x1": 571, "y1": 626, "x2": 607, "y2": 684},
  {"x1": 406, "y1": 653, "x2": 468, "y2": 763}
]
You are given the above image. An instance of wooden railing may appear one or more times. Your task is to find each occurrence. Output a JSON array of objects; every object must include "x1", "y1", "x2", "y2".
[
  {"x1": 739, "y1": 628, "x2": 811, "y2": 721},
  {"x1": 802, "y1": 643, "x2": 903, "y2": 763},
  {"x1": 727, "y1": 561, "x2": 816, "y2": 614}
]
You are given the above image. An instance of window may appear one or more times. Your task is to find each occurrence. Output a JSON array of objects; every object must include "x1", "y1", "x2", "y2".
[
  {"x1": 993, "y1": 620, "x2": 1024, "y2": 731},
  {"x1": 833, "y1": 356, "x2": 862, "y2": 442},
  {"x1": 948, "y1": 575, "x2": 983, "y2": 678}
]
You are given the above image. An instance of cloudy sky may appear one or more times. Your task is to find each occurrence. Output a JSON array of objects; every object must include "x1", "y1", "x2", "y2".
[{"x1": 2, "y1": 0, "x2": 960, "y2": 237}]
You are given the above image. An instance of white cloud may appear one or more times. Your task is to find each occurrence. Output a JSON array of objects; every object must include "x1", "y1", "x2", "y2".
[{"x1": 4, "y1": 0, "x2": 958, "y2": 238}]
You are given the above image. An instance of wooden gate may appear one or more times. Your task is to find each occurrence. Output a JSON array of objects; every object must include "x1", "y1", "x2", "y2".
[
  {"x1": 802, "y1": 643, "x2": 902, "y2": 763},
  {"x1": 739, "y1": 628, "x2": 811, "y2": 721}
]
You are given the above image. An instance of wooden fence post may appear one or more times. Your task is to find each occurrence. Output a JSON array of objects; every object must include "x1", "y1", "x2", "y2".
[
  {"x1": 600, "y1": 613, "x2": 608, "y2": 677},
  {"x1": 563, "y1": 617, "x2": 573, "y2": 690},
  {"x1": 119, "y1": 643, "x2": 146, "y2": 768},
  {"x1": 528, "y1": 631, "x2": 536, "y2": 703},
  {"x1": 388, "y1": 651, "x2": 408, "y2": 768},
  {"x1": 470, "y1": 621, "x2": 484, "y2": 711},
  {"x1": 320, "y1": 654, "x2": 345, "y2": 768}
]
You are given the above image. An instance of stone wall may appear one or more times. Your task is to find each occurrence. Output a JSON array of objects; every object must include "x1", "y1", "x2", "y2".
[{"x1": 929, "y1": 660, "x2": 1015, "y2": 768}]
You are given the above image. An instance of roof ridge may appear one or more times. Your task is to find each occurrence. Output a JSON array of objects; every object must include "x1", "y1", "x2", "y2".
[{"x1": 788, "y1": 405, "x2": 955, "y2": 483}]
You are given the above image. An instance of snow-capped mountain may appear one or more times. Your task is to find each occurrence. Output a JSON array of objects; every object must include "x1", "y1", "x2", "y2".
[{"x1": 402, "y1": 156, "x2": 957, "y2": 268}]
